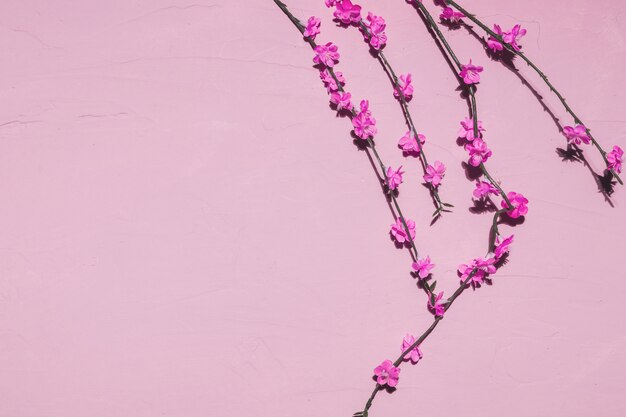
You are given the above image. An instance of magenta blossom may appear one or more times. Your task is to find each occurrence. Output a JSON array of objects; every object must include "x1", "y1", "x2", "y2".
[
  {"x1": 352, "y1": 100, "x2": 377, "y2": 139},
  {"x1": 401, "y1": 334, "x2": 423, "y2": 364},
  {"x1": 473, "y1": 180, "x2": 498, "y2": 200},
  {"x1": 386, "y1": 166, "x2": 404, "y2": 190},
  {"x1": 303, "y1": 16, "x2": 321, "y2": 40},
  {"x1": 465, "y1": 138, "x2": 492, "y2": 167},
  {"x1": 440, "y1": 7, "x2": 464, "y2": 23},
  {"x1": 374, "y1": 360, "x2": 400, "y2": 387},
  {"x1": 428, "y1": 291, "x2": 446, "y2": 317},
  {"x1": 607, "y1": 145, "x2": 623, "y2": 173},
  {"x1": 458, "y1": 117, "x2": 485, "y2": 141},
  {"x1": 502, "y1": 24, "x2": 527, "y2": 51},
  {"x1": 364, "y1": 12, "x2": 387, "y2": 50},
  {"x1": 459, "y1": 60, "x2": 483, "y2": 85},
  {"x1": 458, "y1": 256, "x2": 496, "y2": 287},
  {"x1": 313, "y1": 42, "x2": 340, "y2": 67},
  {"x1": 424, "y1": 161, "x2": 446, "y2": 187},
  {"x1": 333, "y1": 0, "x2": 362, "y2": 25},
  {"x1": 562, "y1": 124, "x2": 591, "y2": 145},
  {"x1": 390, "y1": 217, "x2": 416, "y2": 244},
  {"x1": 393, "y1": 73, "x2": 413, "y2": 101},
  {"x1": 494, "y1": 234, "x2": 514, "y2": 260},
  {"x1": 320, "y1": 69, "x2": 345, "y2": 92},
  {"x1": 398, "y1": 131, "x2": 425, "y2": 155},
  {"x1": 487, "y1": 24, "x2": 504, "y2": 52},
  {"x1": 324, "y1": 0, "x2": 337, "y2": 7},
  {"x1": 501, "y1": 191, "x2": 528, "y2": 218},
  {"x1": 330, "y1": 91, "x2": 353, "y2": 112},
  {"x1": 412, "y1": 256, "x2": 435, "y2": 279}
]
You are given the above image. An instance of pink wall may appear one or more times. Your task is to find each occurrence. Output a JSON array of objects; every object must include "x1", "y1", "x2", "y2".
[{"x1": 1, "y1": 1, "x2": 625, "y2": 416}]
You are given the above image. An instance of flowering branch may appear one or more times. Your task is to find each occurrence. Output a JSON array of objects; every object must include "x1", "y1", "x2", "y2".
[
  {"x1": 274, "y1": 0, "x2": 440, "y2": 295},
  {"x1": 356, "y1": 208, "x2": 503, "y2": 417},
  {"x1": 412, "y1": 0, "x2": 513, "y2": 208},
  {"x1": 275, "y1": 2, "x2": 525, "y2": 416},
  {"x1": 443, "y1": 0, "x2": 623, "y2": 185},
  {"x1": 328, "y1": 5, "x2": 453, "y2": 217},
  {"x1": 354, "y1": 4, "x2": 531, "y2": 415}
]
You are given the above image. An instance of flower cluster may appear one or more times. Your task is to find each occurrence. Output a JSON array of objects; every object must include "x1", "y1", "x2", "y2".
[
  {"x1": 330, "y1": 91, "x2": 352, "y2": 111},
  {"x1": 459, "y1": 60, "x2": 483, "y2": 85},
  {"x1": 313, "y1": 42, "x2": 340, "y2": 67},
  {"x1": 488, "y1": 24, "x2": 527, "y2": 52},
  {"x1": 412, "y1": 256, "x2": 434, "y2": 279},
  {"x1": 352, "y1": 99, "x2": 377, "y2": 139},
  {"x1": 458, "y1": 256, "x2": 495, "y2": 287},
  {"x1": 473, "y1": 180, "x2": 498, "y2": 200},
  {"x1": 563, "y1": 124, "x2": 590, "y2": 145},
  {"x1": 428, "y1": 291, "x2": 446, "y2": 317},
  {"x1": 458, "y1": 117, "x2": 485, "y2": 142},
  {"x1": 390, "y1": 217, "x2": 416, "y2": 244},
  {"x1": 458, "y1": 234, "x2": 514, "y2": 287},
  {"x1": 331, "y1": 0, "x2": 362, "y2": 25},
  {"x1": 501, "y1": 191, "x2": 529, "y2": 218},
  {"x1": 607, "y1": 146, "x2": 623, "y2": 174},
  {"x1": 393, "y1": 74, "x2": 413, "y2": 101},
  {"x1": 401, "y1": 334, "x2": 423, "y2": 364},
  {"x1": 303, "y1": 16, "x2": 321, "y2": 40},
  {"x1": 424, "y1": 161, "x2": 446, "y2": 187},
  {"x1": 440, "y1": 6, "x2": 464, "y2": 24},
  {"x1": 457, "y1": 118, "x2": 493, "y2": 167},
  {"x1": 398, "y1": 131, "x2": 425, "y2": 155},
  {"x1": 320, "y1": 68, "x2": 344, "y2": 92},
  {"x1": 374, "y1": 360, "x2": 400, "y2": 387},
  {"x1": 386, "y1": 166, "x2": 404, "y2": 191},
  {"x1": 362, "y1": 12, "x2": 388, "y2": 50},
  {"x1": 562, "y1": 124, "x2": 623, "y2": 175}
]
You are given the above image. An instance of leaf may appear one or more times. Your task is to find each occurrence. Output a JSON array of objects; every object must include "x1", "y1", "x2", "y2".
[
  {"x1": 442, "y1": 202, "x2": 454, "y2": 207},
  {"x1": 430, "y1": 281, "x2": 437, "y2": 291}
]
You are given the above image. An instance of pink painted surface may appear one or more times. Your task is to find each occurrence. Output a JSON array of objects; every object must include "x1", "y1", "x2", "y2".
[{"x1": 1, "y1": 1, "x2": 625, "y2": 416}]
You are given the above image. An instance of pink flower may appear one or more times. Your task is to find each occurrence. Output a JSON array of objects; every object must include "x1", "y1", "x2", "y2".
[
  {"x1": 473, "y1": 180, "x2": 498, "y2": 200},
  {"x1": 364, "y1": 11, "x2": 386, "y2": 33},
  {"x1": 501, "y1": 191, "x2": 529, "y2": 218},
  {"x1": 386, "y1": 166, "x2": 404, "y2": 190},
  {"x1": 412, "y1": 256, "x2": 435, "y2": 279},
  {"x1": 502, "y1": 24, "x2": 527, "y2": 51},
  {"x1": 494, "y1": 234, "x2": 514, "y2": 260},
  {"x1": 459, "y1": 60, "x2": 483, "y2": 85},
  {"x1": 562, "y1": 124, "x2": 591, "y2": 145},
  {"x1": 333, "y1": 0, "x2": 362, "y2": 25},
  {"x1": 398, "y1": 131, "x2": 425, "y2": 155},
  {"x1": 428, "y1": 291, "x2": 446, "y2": 317},
  {"x1": 487, "y1": 24, "x2": 504, "y2": 52},
  {"x1": 320, "y1": 69, "x2": 345, "y2": 92},
  {"x1": 487, "y1": 25, "x2": 506, "y2": 52},
  {"x1": 458, "y1": 117, "x2": 485, "y2": 141},
  {"x1": 390, "y1": 217, "x2": 416, "y2": 244},
  {"x1": 374, "y1": 360, "x2": 400, "y2": 387},
  {"x1": 352, "y1": 99, "x2": 377, "y2": 139},
  {"x1": 330, "y1": 91, "x2": 353, "y2": 111},
  {"x1": 303, "y1": 16, "x2": 321, "y2": 40},
  {"x1": 424, "y1": 161, "x2": 446, "y2": 187},
  {"x1": 364, "y1": 12, "x2": 387, "y2": 50},
  {"x1": 458, "y1": 256, "x2": 496, "y2": 287},
  {"x1": 440, "y1": 7, "x2": 464, "y2": 23},
  {"x1": 607, "y1": 145, "x2": 624, "y2": 173},
  {"x1": 313, "y1": 42, "x2": 340, "y2": 67},
  {"x1": 401, "y1": 334, "x2": 423, "y2": 364},
  {"x1": 465, "y1": 138, "x2": 492, "y2": 167},
  {"x1": 325, "y1": 0, "x2": 338, "y2": 7},
  {"x1": 393, "y1": 74, "x2": 413, "y2": 101}
]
